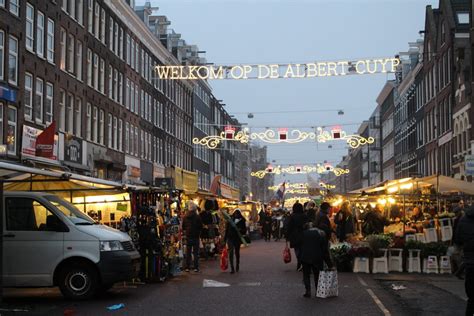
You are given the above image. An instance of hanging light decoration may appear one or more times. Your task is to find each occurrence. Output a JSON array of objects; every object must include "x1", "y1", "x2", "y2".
[
  {"x1": 251, "y1": 164, "x2": 350, "y2": 178},
  {"x1": 319, "y1": 182, "x2": 336, "y2": 189},
  {"x1": 192, "y1": 128, "x2": 250, "y2": 149},
  {"x1": 316, "y1": 126, "x2": 374, "y2": 149},
  {"x1": 250, "y1": 128, "x2": 316, "y2": 144},
  {"x1": 268, "y1": 183, "x2": 309, "y2": 191}
]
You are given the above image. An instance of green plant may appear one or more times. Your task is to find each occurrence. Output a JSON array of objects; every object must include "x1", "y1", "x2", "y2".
[
  {"x1": 329, "y1": 242, "x2": 353, "y2": 272},
  {"x1": 421, "y1": 242, "x2": 448, "y2": 258},
  {"x1": 366, "y1": 234, "x2": 393, "y2": 256},
  {"x1": 404, "y1": 239, "x2": 425, "y2": 251}
]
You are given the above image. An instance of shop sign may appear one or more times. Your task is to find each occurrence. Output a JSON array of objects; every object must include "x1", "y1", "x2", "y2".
[
  {"x1": 116, "y1": 203, "x2": 128, "y2": 212},
  {"x1": 128, "y1": 166, "x2": 141, "y2": 178},
  {"x1": 0, "y1": 84, "x2": 17, "y2": 102},
  {"x1": 64, "y1": 136, "x2": 83, "y2": 164},
  {"x1": 465, "y1": 155, "x2": 474, "y2": 176},
  {"x1": 155, "y1": 177, "x2": 173, "y2": 190},
  {"x1": 155, "y1": 58, "x2": 400, "y2": 80},
  {"x1": 21, "y1": 125, "x2": 58, "y2": 160}
]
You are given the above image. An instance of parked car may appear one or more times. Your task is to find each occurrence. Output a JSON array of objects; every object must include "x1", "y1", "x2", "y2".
[{"x1": 2, "y1": 191, "x2": 140, "y2": 299}]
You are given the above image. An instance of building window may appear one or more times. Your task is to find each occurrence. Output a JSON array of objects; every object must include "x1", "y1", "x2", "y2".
[
  {"x1": 60, "y1": 28, "x2": 66, "y2": 70},
  {"x1": 45, "y1": 83, "x2": 53, "y2": 125},
  {"x1": 36, "y1": 11, "x2": 45, "y2": 58},
  {"x1": 126, "y1": 33, "x2": 130, "y2": 65},
  {"x1": 7, "y1": 106, "x2": 17, "y2": 155},
  {"x1": 457, "y1": 12, "x2": 469, "y2": 24},
  {"x1": 24, "y1": 73, "x2": 33, "y2": 121},
  {"x1": 99, "y1": 110, "x2": 104, "y2": 145},
  {"x1": 100, "y1": 8, "x2": 105, "y2": 43},
  {"x1": 0, "y1": 31, "x2": 3, "y2": 80},
  {"x1": 9, "y1": 0, "x2": 19, "y2": 16},
  {"x1": 34, "y1": 78, "x2": 43, "y2": 123},
  {"x1": 47, "y1": 19, "x2": 54, "y2": 63},
  {"x1": 113, "y1": 116, "x2": 117, "y2": 149},
  {"x1": 77, "y1": 0, "x2": 83, "y2": 25},
  {"x1": 93, "y1": 53, "x2": 98, "y2": 90},
  {"x1": 125, "y1": 122, "x2": 129, "y2": 153},
  {"x1": 59, "y1": 89, "x2": 66, "y2": 131},
  {"x1": 86, "y1": 48, "x2": 92, "y2": 86},
  {"x1": 74, "y1": 98, "x2": 81, "y2": 137},
  {"x1": 113, "y1": 69, "x2": 118, "y2": 101},
  {"x1": 86, "y1": 102, "x2": 91, "y2": 141},
  {"x1": 108, "y1": 17, "x2": 113, "y2": 51},
  {"x1": 66, "y1": 93, "x2": 74, "y2": 133},
  {"x1": 94, "y1": 2, "x2": 100, "y2": 38},
  {"x1": 107, "y1": 113, "x2": 112, "y2": 148},
  {"x1": 26, "y1": 3, "x2": 34, "y2": 52},
  {"x1": 92, "y1": 106, "x2": 98, "y2": 142},
  {"x1": 8, "y1": 36, "x2": 18, "y2": 85},
  {"x1": 67, "y1": 34, "x2": 75, "y2": 73},
  {"x1": 108, "y1": 65, "x2": 112, "y2": 99},
  {"x1": 87, "y1": 0, "x2": 93, "y2": 33},
  {"x1": 118, "y1": 73, "x2": 123, "y2": 105},
  {"x1": 114, "y1": 22, "x2": 118, "y2": 55},
  {"x1": 76, "y1": 40, "x2": 82, "y2": 80},
  {"x1": 99, "y1": 58, "x2": 105, "y2": 93},
  {"x1": 119, "y1": 27, "x2": 123, "y2": 59},
  {"x1": 118, "y1": 119, "x2": 123, "y2": 151}
]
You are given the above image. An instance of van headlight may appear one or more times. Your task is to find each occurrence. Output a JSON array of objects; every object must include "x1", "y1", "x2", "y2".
[{"x1": 100, "y1": 241, "x2": 124, "y2": 252}]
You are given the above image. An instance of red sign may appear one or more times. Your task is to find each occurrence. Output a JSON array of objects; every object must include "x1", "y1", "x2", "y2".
[{"x1": 35, "y1": 122, "x2": 56, "y2": 158}]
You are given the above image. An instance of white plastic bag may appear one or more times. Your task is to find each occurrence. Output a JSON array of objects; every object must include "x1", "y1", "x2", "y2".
[{"x1": 316, "y1": 270, "x2": 338, "y2": 298}]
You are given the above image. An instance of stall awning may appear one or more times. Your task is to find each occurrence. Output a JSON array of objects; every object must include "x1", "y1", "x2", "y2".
[
  {"x1": 419, "y1": 175, "x2": 474, "y2": 195},
  {"x1": 173, "y1": 167, "x2": 184, "y2": 190},
  {"x1": 220, "y1": 183, "x2": 234, "y2": 200},
  {"x1": 182, "y1": 170, "x2": 198, "y2": 194}
]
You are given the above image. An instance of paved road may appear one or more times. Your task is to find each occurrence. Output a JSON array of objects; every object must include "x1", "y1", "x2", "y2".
[{"x1": 1, "y1": 240, "x2": 465, "y2": 315}]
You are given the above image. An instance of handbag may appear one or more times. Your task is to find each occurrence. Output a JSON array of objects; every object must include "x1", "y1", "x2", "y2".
[
  {"x1": 243, "y1": 235, "x2": 251, "y2": 244},
  {"x1": 220, "y1": 247, "x2": 229, "y2": 271},
  {"x1": 283, "y1": 243, "x2": 292, "y2": 264},
  {"x1": 316, "y1": 270, "x2": 338, "y2": 298}
]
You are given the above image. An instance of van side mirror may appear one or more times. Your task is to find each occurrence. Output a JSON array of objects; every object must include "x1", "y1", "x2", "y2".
[{"x1": 46, "y1": 215, "x2": 69, "y2": 232}]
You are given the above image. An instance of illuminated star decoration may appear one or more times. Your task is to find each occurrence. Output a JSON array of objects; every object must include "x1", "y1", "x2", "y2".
[
  {"x1": 193, "y1": 126, "x2": 374, "y2": 149},
  {"x1": 250, "y1": 164, "x2": 350, "y2": 178}
]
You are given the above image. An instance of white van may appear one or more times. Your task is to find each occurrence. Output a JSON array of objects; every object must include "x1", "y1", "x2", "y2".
[{"x1": 3, "y1": 191, "x2": 140, "y2": 299}]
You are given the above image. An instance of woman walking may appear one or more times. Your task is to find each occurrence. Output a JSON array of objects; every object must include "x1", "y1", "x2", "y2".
[
  {"x1": 334, "y1": 201, "x2": 355, "y2": 242},
  {"x1": 224, "y1": 209, "x2": 247, "y2": 274},
  {"x1": 286, "y1": 202, "x2": 309, "y2": 271}
]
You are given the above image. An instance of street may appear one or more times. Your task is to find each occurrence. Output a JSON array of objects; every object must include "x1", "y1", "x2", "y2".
[{"x1": 1, "y1": 240, "x2": 466, "y2": 316}]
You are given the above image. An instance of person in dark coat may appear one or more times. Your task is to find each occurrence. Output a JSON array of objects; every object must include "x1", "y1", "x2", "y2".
[
  {"x1": 182, "y1": 202, "x2": 203, "y2": 272},
  {"x1": 305, "y1": 201, "x2": 317, "y2": 225},
  {"x1": 286, "y1": 202, "x2": 308, "y2": 271},
  {"x1": 361, "y1": 203, "x2": 390, "y2": 236},
  {"x1": 454, "y1": 205, "x2": 474, "y2": 315},
  {"x1": 224, "y1": 209, "x2": 247, "y2": 273},
  {"x1": 300, "y1": 222, "x2": 333, "y2": 298},
  {"x1": 334, "y1": 201, "x2": 355, "y2": 242},
  {"x1": 315, "y1": 202, "x2": 332, "y2": 242},
  {"x1": 263, "y1": 210, "x2": 273, "y2": 241}
]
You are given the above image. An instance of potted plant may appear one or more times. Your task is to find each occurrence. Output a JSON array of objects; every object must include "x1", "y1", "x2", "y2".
[
  {"x1": 330, "y1": 242, "x2": 353, "y2": 272},
  {"x1": 366, "y1": 234, "x2": 393, "y2": 257}
]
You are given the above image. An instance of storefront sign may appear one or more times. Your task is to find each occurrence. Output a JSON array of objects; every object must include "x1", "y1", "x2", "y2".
[
  {"x1": 0, "y1": 84, "x2": 17, "y2": 102},
  {"x1": 155, "y1": 177, "x2": 173, "y2": 190},
  {"x1": 64, "y1": 136, "x2": 83, "y2": 164},
  {"x1": 465, "y1": 155, "x2": 474, "y2": 176},
  {"x1": 35, "y1": 122, "x2": 56, "y2": 158},
  {"x1": 21, "y1": 125, "x2": 58, "y2": 161},
  {"x1": 155, "y1": 58, "x2": 400, "y2": 80}
]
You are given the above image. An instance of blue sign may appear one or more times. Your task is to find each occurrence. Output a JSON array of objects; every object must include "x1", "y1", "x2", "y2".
[{"x1": 0, "y1": 85, "x2": 17, "y2": 102}]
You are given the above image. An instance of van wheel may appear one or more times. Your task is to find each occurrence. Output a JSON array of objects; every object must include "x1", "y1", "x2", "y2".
[{"x1": 58, "y1": 264, "x2": 98, "y2": 300}]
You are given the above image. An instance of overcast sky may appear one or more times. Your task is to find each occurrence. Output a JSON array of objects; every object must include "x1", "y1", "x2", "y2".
[{"x1": 139, "y1": 0, "x2": 437, "y2": 186}]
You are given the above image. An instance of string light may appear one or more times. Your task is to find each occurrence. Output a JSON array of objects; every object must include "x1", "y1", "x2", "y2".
[
  {"x1": 319, "y1": 182, "x2": 336, "y2": 189},
  {"x1": 251, "y1": 164, "x2": 350, "y2": 178},
  {"x1": 193, "y1": 126, "x2": 374, "y2": 149},
  {"x1": 268, "y1": 183, "x2": 309, "y2": 191}
]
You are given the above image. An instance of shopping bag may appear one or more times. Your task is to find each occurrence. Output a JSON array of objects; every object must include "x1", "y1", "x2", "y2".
[
  {"x1": 283, "y1": 244, "x2": 291, "y2": 264},
  {"x1": 220, "y1": 247, "x2": 229, "y2": 271},
  {"x1": 316, "y1": 270, "x2": 338, "y2": 298}
]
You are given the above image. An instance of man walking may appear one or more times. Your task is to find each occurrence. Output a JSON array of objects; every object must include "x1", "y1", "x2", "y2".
[
  {"x1": 300, "y1": 222, "x2": 333, "y2": 298},
  {"x1": 454, "y1": 204, "x2": 474, "y2": 315},
  {"x1": 182, "y1": 202, "x2": 203, "y2": 272}
]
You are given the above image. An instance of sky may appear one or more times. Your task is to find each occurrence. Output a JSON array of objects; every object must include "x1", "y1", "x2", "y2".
[{"x1": 138, "y1": 0, "x2": 438, "y2": 185}]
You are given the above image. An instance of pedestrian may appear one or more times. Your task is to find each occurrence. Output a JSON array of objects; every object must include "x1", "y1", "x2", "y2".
[
  {"x1": 286, "y1": 202, "x2": 309, "y2": 271},
  {"x1": 182, "y1": 202, "x2": 203, "y2": 272},
  {"x1": 454, "y1": 204, "x2": 474, "y2": 316},
  {"x1": 361, "y1": 203, "x2": 390, "y2": 236},
  {"x1": 200, "y1": 202, "x2": 214, "y2": 260},
  {"x1": 258, "y1": 206, "x2": 266, "y2": 238},
  {"x1": 334, "y1": 201, "x2": 355, "y2": 242},
  {"x1": 263, "y1": 210, "x2": 273, "y2": 241},
  {"x1": 305, "y1": 201, "x2": 317, "y2": 225},
  {"x1": 224, "y1": 208, "x2": 247, "y2": 274},
  {"x1": 300, "y1": 222, "x2": 333, "y2": 298},
  {"x1": 315, "y1": 202, "x2": 332, "y2": 242}
]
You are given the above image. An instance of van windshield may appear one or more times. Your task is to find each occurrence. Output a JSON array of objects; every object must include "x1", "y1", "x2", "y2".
[{"x1": 44, "y1": 195, "x2": 95, "y2": 225}]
